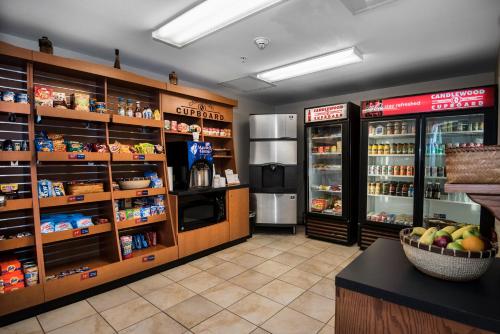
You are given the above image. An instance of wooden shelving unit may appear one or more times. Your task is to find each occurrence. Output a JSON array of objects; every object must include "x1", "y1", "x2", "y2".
[
  {"x1": 37, "y1": 151, "x2": 110, "y2": 161},
  {"x1": 0, "y1": 151, "x2": 32, "y2": 161},
  {"x1": 0, "y1": 100, "x2": 30, "y2": 114},
  {"x1": 39, "y1": 192, "x2": 112, "y2": 208},
  {"x1": 41, "y1": 223, "x2": 112, "y2": 244},
  {"x1": 36, "y1": 105, "x2": 111, "y2": 122},
  {"x1": 0, "y1": 40, "x2": 240, "y2": 317}
]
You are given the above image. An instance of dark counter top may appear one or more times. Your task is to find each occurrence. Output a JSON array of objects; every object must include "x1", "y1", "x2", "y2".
[
  {"x1": 335, "y1": 239, "x2": 500, "y2": 333},
  {"x1": 169, "y1": 184, "x2": 249, "y2": 196}
]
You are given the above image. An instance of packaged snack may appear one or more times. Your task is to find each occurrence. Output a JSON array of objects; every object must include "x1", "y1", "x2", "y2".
[
  {"x1": 125, "y1": 209, "x2": 134, "y2": 220},
  {"x1": 120, "y1": 236, "x2": 133, "y2": 259},
  {"x1": 34, "y1": 86, "x2": 53, "y2": 107},
  {"x1": 23, "y1": 262, "x2": 38, "y2": 287},
  {"x1": 154, "y1": 195, "x2": 164, "y2": 206},
  {"x1": 133, "y1": 235, "x2": 142, "y2": 249},
  {"x1": 157, "y1": 205, "x2": 165, "y2": 214},
  {"x1": 109, "y1": 141, "x2": 121, "y2": 153},
  {"x1": 40, "y1": 221, "x2": 55, "y2": 234},
  {"x1": 2, "y1": 91, "x2": 15, "y2": 102},
  {"x1": 0, "y1": 259, "x2": 21, "y2": 275},
  {"x1": 133, "y1": 208, "x2": 141, "y2": 219},
  {"x1": 71, "y1": 93, "x2": 90, "y2": 111},
  {"x1": 54, "y1": 221, "x2": 73, "y2": 232},
  {"x1": 52, "y1": 92, "x2": 67, "y2": 109},
  {"x1": 15, "y1": 93, "x2": 28, "y2": 103},
  {"x1": 149, "y1": 178, "x2": 163, "y2": 188},
  {"x1": 95, "y1": 102, "x2": 106, "y2": 113},
  {"x1": 35, "y1": 138, "x2": 54, "y2": 152},
  {"x1": 51, "y1": 182, "x2": 66, "y2": 197},
  {"x1": 66, "y1": 141, "x2": 84, "y2": 152},
  {"x1": 118, "y1": 210, "x2": 126, "y2": 221},
  {"x1": 140, "y1": 207, "x2": 151, "y2": 218},
  {"x1": 73, "y1": 216, "x2": 93, "y2": 228},
  {"x1": 38, "y1": 180, "x2": 53, "y2": 198},
  {"x1": 150, "y1": 206, "x2": 159, "y2": 216},
  {"x1": 93, "y1": 143, "x2": 108, "y2": 153},
  {"x1": 140, "y1": 234, "x2": 148, "y2": 248}
]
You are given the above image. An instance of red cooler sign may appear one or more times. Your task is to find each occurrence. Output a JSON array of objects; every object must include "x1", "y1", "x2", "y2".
[
  {"x1": 361, "y1": 87, "x2": 495, "y2": 118},
  {"x1": 305, "y1": 104, "x2": 347, "y2": 123}
]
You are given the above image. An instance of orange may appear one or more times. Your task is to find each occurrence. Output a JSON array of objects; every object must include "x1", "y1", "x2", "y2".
[{"x1": 462, "y1": 236, "x2": 485, "y2": 252}]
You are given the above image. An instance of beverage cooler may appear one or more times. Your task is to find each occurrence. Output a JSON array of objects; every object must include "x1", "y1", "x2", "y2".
[
  {"x1": 358, "y1": 86, "x2": 497, "y2": 249},
  {"x1": 304, "y1": 103, "x2": 359, "y2": 244}
]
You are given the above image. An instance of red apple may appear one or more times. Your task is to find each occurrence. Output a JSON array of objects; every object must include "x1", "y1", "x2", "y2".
[{"x1": 433, "y1": 235, "x2": 451, "y2": 248}]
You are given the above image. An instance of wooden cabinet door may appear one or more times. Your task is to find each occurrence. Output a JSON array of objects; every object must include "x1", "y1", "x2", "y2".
[{"x1": 228, "y1": 188, "x2": 249, "y2": 241}]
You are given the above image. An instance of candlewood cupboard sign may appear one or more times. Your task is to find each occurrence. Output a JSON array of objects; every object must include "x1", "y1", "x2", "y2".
[{"x1": 163, "y1": 94, "x2": 232, "y2": 122}]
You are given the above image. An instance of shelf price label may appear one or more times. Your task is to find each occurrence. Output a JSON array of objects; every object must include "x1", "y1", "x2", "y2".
[
  {"x1": 73, "y1": 228, "x2": 89, "y2": 237},
  {"x1": 81, "y1": 270, "x2": 97, "y2": 280},
  {"x1": 136, "y1": 190, "x2": 149, "y2": 196},
  {"x1": 133, "y1": 154, "x2": 145, "y2": 160},
  {"x1": 68, "y1": 153, "x2": 86, "y2": 160},
  {"x1": 142, "y1": 255, "x2": 155, "y2": 262},
  {"x1": 135, "y1": 217, "x2": 148, "y2": 224},
  {"x1": 68, "y1": 195, "x2": 85, "y2": 202}
]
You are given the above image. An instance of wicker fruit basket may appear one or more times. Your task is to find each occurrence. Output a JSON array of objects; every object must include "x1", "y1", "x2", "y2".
[
  {"x1": 445, "y1": 145, "x2": 500, "y2": 184},
  {"x1": 400, "y1": 228, "x2": 497, "y2": 281}
]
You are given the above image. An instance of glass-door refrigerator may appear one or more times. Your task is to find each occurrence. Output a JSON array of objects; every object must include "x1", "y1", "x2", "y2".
[
  {"x1": 304, "y1": 103, "x2": 359, "y2": 244},
  {"x1": 358, "y1": 86, "x2": 497, "y2": 249}
]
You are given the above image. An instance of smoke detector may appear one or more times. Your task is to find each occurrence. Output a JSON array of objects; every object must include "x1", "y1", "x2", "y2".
[{"x1": 254, "y1": 37, "x2": 270, "y2": 50}]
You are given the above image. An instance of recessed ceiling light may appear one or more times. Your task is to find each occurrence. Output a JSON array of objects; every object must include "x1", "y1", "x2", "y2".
[
  {"x1": 256, "y1": 47, "x2": 363, "y2": 83},
  {"x1": 340, "y1": 0, "x2": 398, "y2": 15},
  {"x1": 152, "y1": 0, "x2": 286, "y2": 48}
]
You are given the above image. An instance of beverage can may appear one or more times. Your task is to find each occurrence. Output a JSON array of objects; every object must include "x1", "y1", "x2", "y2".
[
  {"x1": 382, "y1": 165, "x2": 388, "y2": 175},
  {"x1": 383, "y1": 144, "x2": 390, "y2": 154},
  {"x1": 376, "y1": 165, "x2": 382, "y2": 175},
  {"x1": 400, "y1": 165, "x2": 407, "y2": 176},
  {"x1": 402, "y1": 143, "x2": 408, "y2": 154},
  {"x1": 388, "y1": 165, "x2": 394, "y2": 175},
  {"x1": 394, "y1": 165, "x2": 400, "y2": 175},
  {"x1": 401, "y1": 122, "x2": 408, "y2": 134},
  {"x1": 394, "y1": 122, "x2": 401, "y2": 134},
  {"x1": 386, "y1": 122, "x2": 394, "y2": 135},
  {"x1": 378, "y1": 144, "x2": 384, "y2": 155},
  {"x1": 407, "y1": 166, "x2": 414, "y2": 176}
]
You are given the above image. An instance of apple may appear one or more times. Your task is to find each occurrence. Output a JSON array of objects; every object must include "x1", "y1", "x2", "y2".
[
  {"x1": 463, "y1": 228, "x2": 480, "y2": 239},
  {"x1": 446, "y1": 242, "x2": 464, "y2": 251},
  {"x1": 433, "y1": 235, "x2": 451, "y2": 248}
]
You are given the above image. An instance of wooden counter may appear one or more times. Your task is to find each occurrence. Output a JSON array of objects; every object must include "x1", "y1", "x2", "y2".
[{"x1": 335, "y1": 239, "x2": 500, "y2": 333}]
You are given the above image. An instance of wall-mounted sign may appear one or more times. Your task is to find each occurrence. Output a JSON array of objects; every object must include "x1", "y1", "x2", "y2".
[
  {"x1": 305, "y1": 104, "x2": 347, "y2": 123},
  {"x1": 361, "y1": 87, "x2": 495, "y2": 118},
  {"x1": 163, "y1": 94, "x2": 233, "y2": 122}
]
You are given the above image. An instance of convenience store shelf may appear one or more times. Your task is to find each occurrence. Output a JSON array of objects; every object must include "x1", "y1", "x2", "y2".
[
  {"x1": 426, "y1": 130, "x2": 483, "y2": 136},
  {"x1": 0, "y1": 151, "x2": 32, "y2": 161},
  {"x1": 111, "y1": 114, "x2": 163, "y2": 128},
  {"x1": 164, "y1": 130, "x2": 192, "y2": 136},
  {"x1": 311, "y1": 188, "x2": 342, "y2": 194},
  {"x1": 213, "y1": 155, "x2": 232, "y2": 159},
  {"x1": 312, "y1": 152, "x2": 342, "y2": 156},
  {"x1": 368, "y1": 154, "x2": 414, "y2": 157},
  {"x1": 424, "y1": 198, "x2": 480, "y2": 206},
  {"x1": 311, "y1": 135, "x2": 342, "y2": 140},
  {"x1": 203, "y1": 134, "x2": 232, "y2": 139},
  {"x1": 113, "y1": 187, "x2": 166, "y2": 199},
  {"x1": 368, "y1": 194, "x2": 413, "y2": 200},
  {"x1": 112, "y1": 153, "x2": 165, "y2": 162},
  {"x1": 36, "y1": 106, "x2": 111, "y2": 122},
  {"x1": 125, "y1": 244, "x2": 167, "y2": 261},
  {"x1": 39, "y1": 192, "x2": 112, "y2": 208},
  {"x1": 369, "y1": 133, "x2": 415, "y2": 139},
  {"x1": 0, "y1": 284, "x2": 44, "y2": 316},
  {"x1": 0, "y1": 101, "x2": 30, "y2": 115},
  {"x1": 41, "y1": 223, "x2": 112, "y2": 244},
  {"x1": 117, "y1": 213, "x2": 167, "y2": 230},
  {"x1": 0, "y1": 198, "x2": 32, "y2": 212},
  {"x1": 37, "y1": 151, "x2": 110, "y2": 161},
  {"x1": 0, "y1": 236, "x2": 35, "y2": 251},
  {"x1": 45, "y1": 257, "x2": 113, "y2": 281},
  {"x1": 368, "y1": 174, "x2": 414, "y2": 179}
]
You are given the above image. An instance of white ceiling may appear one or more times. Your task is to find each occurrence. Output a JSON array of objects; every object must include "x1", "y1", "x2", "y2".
[{"x1": 0, "y1": 0, "x2": 499, "y2": 105}]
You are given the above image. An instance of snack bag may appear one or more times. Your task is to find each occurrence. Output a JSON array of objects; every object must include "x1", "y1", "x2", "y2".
[
  {"x1": 120, "y1": 236, "x2": 133, "y2": 259},
  {"x1": 51, "y1": 182, "x2": 66, "y2": 197},
  {"x1": 34, "y1": 85, "x2": 53, "y2": 107},
  {"x1": 38, "y1": 180, "x2": 53, "y2": 198}
]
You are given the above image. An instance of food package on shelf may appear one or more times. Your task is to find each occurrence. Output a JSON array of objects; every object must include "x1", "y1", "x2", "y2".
[
  {"x1": 311, "y1": 198, "x2": 329, "y2": 212},
  {"x1": 47, "y1": 133, "x2": 66, "y2": 152},
  {"x1": 51, "y1": 182, "x2": 66, "y2": 197},
  {"x1": 52, "y1": 92, "x2": 68, "y2": 109},
  {"x1": 134, "y1": 143, "x2": 155, "y2": 154},
  {"x1": 38, "y1": 180, "x2": 53, "y2": 198},
  {"x1": 66, "y1": 181, "x2": 104, "y2": 195},
  {"x1": 66, "y1": 140, "x2": 84, "y2": 152},
  {"x1": 0, "y1": 259, "x2": 22, "y2": 275},
  {"x1": 120, "y1": 236, "x2": 133, "y2": 259},
  {"x1": 34, "y1": 85, "x2": 53, "y2": 107},
  {"x1": 71, "y1": 93, "x2": 90, "y2": 112}
]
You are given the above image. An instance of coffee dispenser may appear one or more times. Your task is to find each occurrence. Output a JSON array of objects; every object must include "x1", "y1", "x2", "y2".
[{"x1": 167, "y1": 141, "x2": 214, "y2": 190}]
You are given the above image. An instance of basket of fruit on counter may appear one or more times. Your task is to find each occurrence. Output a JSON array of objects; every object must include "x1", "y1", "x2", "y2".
[{"x1": 400, "y1": 225, "x2": 497, "y2": 281}]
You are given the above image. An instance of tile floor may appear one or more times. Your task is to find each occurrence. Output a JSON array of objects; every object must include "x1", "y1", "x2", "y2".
[{"x1": 1, "y1": 227, "x2": 362, "y2": 334}]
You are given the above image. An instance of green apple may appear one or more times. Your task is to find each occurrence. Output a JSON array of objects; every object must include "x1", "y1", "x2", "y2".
[
  {"x1": 446, "y1": 242, "x2": 464, "y2": 251},
  {"x1": 463, "y1": 228, "x2": 480, "y2": 239},
  {"x1": 435, "y1": 230, "x2": 452, "y2": 239},
  {"x1": 455, "y1": 239, "x2": 463, "y2": 246}
]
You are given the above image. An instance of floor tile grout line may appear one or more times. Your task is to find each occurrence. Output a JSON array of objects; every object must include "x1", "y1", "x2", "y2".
[
  {"x1": 36, "y1": 300, "x2": 97, "y2": 333},
  {"x1": 86, "y1": 301, "x2": 119, "y2": 333}
]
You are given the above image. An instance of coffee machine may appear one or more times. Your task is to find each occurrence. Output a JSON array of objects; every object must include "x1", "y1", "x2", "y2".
[{"x1": 167, "y1": 141, "x2": 214, "y2": 191}]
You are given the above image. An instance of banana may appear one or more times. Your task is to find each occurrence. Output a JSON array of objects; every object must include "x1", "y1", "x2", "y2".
[
  {"x1": 451, "y1": 225, "x2": 475, "y2": 241},
  {"x1": 441, "y1": 226, "x2": 457, "y2": 234},
  {"x1": 419, "y1": 227, "x2": 437, "y2": 245},
  {"x1": 411, "y1": 227, "x2": 427, "y2": 237}
]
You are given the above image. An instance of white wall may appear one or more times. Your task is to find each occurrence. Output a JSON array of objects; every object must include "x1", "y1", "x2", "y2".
[
  {"x1": 0, "y1": 33, "x2": 274, "y2": 183},
  {"x1": 273, "y1": 72, "x2": 497, "y2": 222}
]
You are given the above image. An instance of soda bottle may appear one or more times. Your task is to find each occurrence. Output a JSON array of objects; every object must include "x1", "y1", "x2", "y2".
[
  {"x1": 434, "y1": 182, "x2": 441, "y2": 200},
  {"x1": 408, "y1": 184, "x2": 414, "y2": 197},
  {"x1": 425, "y1": 182, "x2": 433, "y2": 199}
]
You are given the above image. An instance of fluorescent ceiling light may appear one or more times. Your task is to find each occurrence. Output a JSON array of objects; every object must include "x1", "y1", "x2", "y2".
[
  {"x1": 153, "y1": 0, "x2": 286, "y2": 48},
  {"x1": 256, "y1": 47, "x2": 363, "y2": 83},
  {"x1": 340, "y1": 0, "x2": 398, "y2": 15}
]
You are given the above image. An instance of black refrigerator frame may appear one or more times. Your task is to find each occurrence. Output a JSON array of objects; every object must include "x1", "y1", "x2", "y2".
[
  {"x1": 304, "y1": 102, "x2": 360, "y2": 245},
  {"x1": 358, "y1": 85, "x2": 498, "y2": 249}
]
